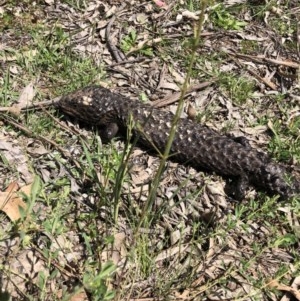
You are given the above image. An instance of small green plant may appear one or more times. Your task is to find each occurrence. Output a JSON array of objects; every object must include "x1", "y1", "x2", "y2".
[
  {"x1": 269, "y1": 18, "x2": 295, "y2": 36},
  {"x1": 210, "y1": 5, "x2": 247, "y2": 30},
  {"x1": 120, "y1": 30, "x2": 137, "y2": 53},
  {"x1": 240, "y1": 40, "x2": 259, "y2": 54},
  {"x1": 83, "y1": 261, "x2": 116, "y2": 301},
  {"x1": 120, "y1": 29, "x2": 153, "y2": 56},
  {"x1": 186, "y1": 0, "x2": 201, "y2": 11},
  {"x1": 274, "y1": 233, "x2": 298, "y2": 248},
  {"x1": 267, "y1": 117, "x2": 300, "y2": 163},
  {"x1": 140, "y1": 46, "x2": 153, "y2": 56},
  {"x1": 24, "y1": 26, "x2": 105, "y2": 89},
  {"x1": 219, "y1": 73, "x2": 255, "y2": 104},
  {"x1": 135, "y1": 234, "x2": 155, "y2": 277}
]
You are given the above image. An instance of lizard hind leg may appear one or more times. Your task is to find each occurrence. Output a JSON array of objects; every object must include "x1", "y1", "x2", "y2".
[{"x1": 225, "y1": 175, "x2": 250, "y2": 201}]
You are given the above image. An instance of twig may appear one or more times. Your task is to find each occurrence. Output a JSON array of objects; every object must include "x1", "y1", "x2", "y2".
[
  {"x1": 105, "y1": 4, "x2": 127, "y2": 63},
  {"x1": 151, "y1": 79, "x2": 216, "y2": 108},
  {"x1": 0, "y1": 114, "x2": 81, "y2": 169},
  {"x1": 227, "y1": 50, "x2": 300, "y2": 68},
  {"x1": 38, "y1": 102, "x2": 86, "y2": 138},
  {"x1": 108, "y1": 57, "x2": 150, "y2": 67},
  {"x1": 0, "y1": 96, "x2": 61, "y2": 113},
  {"x1": 156, "y1": 63, "x2": 167, "y2": 90},
  {"x1": 246, "y1": 68, "x2": 277, "y2": 90}
]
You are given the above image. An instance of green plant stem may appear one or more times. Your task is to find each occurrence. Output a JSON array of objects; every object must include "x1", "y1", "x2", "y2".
[{"x1": 135, "y1": 1, "x2": 209, "y2": 232}]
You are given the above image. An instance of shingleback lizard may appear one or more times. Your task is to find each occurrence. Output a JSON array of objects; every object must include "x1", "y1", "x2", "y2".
[{"x1": 56, "y1": 85, "x2": 299, "y2": 200}]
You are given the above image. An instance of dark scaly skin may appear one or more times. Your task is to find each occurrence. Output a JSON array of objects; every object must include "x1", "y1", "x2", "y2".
[{"x1": 57, "y1": 85, "x2": 299, "y2": 200}]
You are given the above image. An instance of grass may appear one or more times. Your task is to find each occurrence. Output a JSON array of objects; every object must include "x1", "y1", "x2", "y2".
[
  {"x1": 219, "y1": 72, "x2": 256, "y2": 105},
  {"x1": 209, "y1": 4, "x2": 248, "y2": 30},
  {"x1": 0, "y1": 0, "x2": 299, "y2": 300}
]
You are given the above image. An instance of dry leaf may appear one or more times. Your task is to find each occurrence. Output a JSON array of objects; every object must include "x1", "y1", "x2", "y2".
[
  {"x1": 0, "y1": 182, "x2": 31, "y2": 221},
  {"x1": 136, "y1": 13, "x2": 148, "y2": 24},
  {"x1": 17, "y1": 82, "x2": 36, "y2": 108},
  {"x1": 111, "y1": 232, "x2": 126, "y2": 265},
  {"x1": 182, "y1": 10, "x2": 200, "y2": 20},
  {"x1": 267, "y1": 120, "x2": 276, "y2": 135},
  {"x1": 68, "y1": 291, "x2": 89, "y2": 301},
  {"x1": 187, "y1": 103, "x2": 197, "y2": 119},
  {"x1": 160, "y1": 81, "x2": 180, "y2": 91},
  {"x1": 168, "y1": 67, "x2": 185, "y2": 84},
  {"x1": 0, "y1": 138, "x2": 34, "y2": 183},
  {"x1": 268, "y1": 279, "x2": 300, "y2": 300},
  {"x1": 8, "y1": 82, "x2": 36, "y2": 116}
]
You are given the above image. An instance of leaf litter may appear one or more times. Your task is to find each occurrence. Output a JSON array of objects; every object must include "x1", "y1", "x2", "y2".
[{"x1": 0, "y1": 0, "x2": 299, "y2": 300}]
